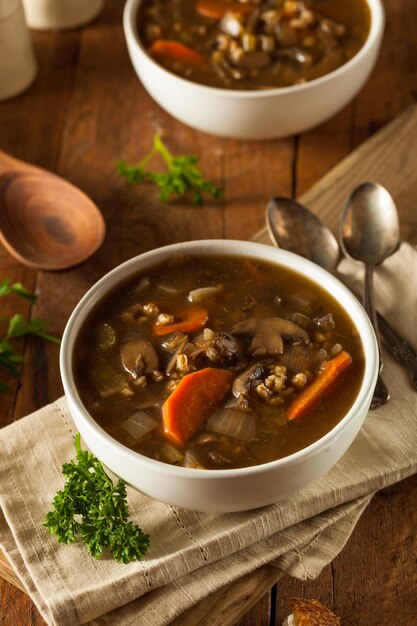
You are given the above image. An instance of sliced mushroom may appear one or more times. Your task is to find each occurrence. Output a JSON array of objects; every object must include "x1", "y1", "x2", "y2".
[
  {"x1": 231, "y1": 317, "x2": 308, "y2": 356},
  {"x1": 276, "y1": 47, "x2": 313, "y2": 65},
  {"x1": 120, "y1": 303, "x2": 143, "y2": 324},
  {"x1": 208, "y1": 451, "x2": 232, "y2": 465},
  {"x1": 187, "y1": 331, "x2": 241, "y2": 365},
  {"x1": 232, "y1": 363, "x2": 264, "y2": 408},
  {"x1": 235, "y1": 50, "x2": 271, "y2": 69},
  {"x1": 120, "y1": 340, "x2": 159, "y2": 379},
  {"x1": 291, "y1": 312, "x2": 312, "y2": 330}
]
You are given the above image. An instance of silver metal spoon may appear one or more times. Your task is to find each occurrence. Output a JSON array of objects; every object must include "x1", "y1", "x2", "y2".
[
  {"x1": 266, "y1": 196, "x2": 417, "y2": 395},
  {"x1": 340, "y1": 183, "x2": 400, "y2": 408}
]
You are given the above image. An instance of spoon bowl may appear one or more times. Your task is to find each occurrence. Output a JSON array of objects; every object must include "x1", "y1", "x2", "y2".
[
  {"x1": 0, "y1": 151, "x2": 105, "y2": 271},
  {"x1": 339, "y1": 182, "x2": 400, "y2": 266},
  {"x1": 340, "y1": 182, "x2": 401, "y2": 408},
  {"x1": 266, "y1": 195, "x2": 417, "y2": 394},
  {"x1": 266, "y1": 197, "x2": 341, "y2": 272}
]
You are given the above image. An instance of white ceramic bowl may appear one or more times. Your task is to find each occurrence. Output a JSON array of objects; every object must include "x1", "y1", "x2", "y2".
[
  {"x1": 123, "y1": 0, "x2": 384, "y2": 140},
  {"x1": 60, "y1": 240, "x2": 378, "y2": 512}
]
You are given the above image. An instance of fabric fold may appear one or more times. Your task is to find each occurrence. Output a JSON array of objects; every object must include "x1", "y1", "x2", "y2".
[{"x1": 0, "y1": 243, "x2": 415, "y2": 626}]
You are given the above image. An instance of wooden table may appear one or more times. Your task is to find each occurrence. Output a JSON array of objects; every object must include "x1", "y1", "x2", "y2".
[{"x1": 1, "y1": 1, "x2": 416, "y2": 624}]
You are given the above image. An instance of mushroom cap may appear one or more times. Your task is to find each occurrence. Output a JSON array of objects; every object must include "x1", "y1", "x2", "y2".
[
  {"x1": 120, "y1": 340, "x2": 160, "y2": 378},
  {"x1": 231, "y1": 317, "x2": 308, "y2": 356}
]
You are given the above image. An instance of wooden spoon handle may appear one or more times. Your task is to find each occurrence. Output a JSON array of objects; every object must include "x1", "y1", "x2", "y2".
[{"x1": 0, "y1": 150, "x2": 22, "y2": 175}]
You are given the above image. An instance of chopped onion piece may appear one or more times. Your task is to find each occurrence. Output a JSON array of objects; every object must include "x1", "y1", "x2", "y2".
[
  {"x1": 133, "y1": 276, "x2": 150, "y2": 293},
  {"x1": 157, "y1": 283, "x2": 185, "y2": 295},
  {"x1": 121, "y1": 411, "x2": 158, "y2": 440},
  {"x1": 93, "y1": 364, "x2": 129, "y2": 397},
  {"x1": 181, "y1": 449, "x2": 206, "y2": 469},
  {"x1": 187, "y1": 285, "x2": 223, "y2": 303},
  {"x1": 288, "y1": 292, "x2": 314, "y2": 313},
  {"x1": 280, "y1": 345, "x2": 310, "y2": 374},
  {"x1": 129, "y1": 389, "x2": 159, "y2": 410},
  {"x1": 207, "y1": 408, "x2": 256, "y2": 442},
  {"x1": 160, "y1": 442, "x2": 184, "y2": 464}
]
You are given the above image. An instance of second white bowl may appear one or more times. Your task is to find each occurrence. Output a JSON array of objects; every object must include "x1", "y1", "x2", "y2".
[{"x1": 123, "y1": 0, "x2": 384, "y2": 140}]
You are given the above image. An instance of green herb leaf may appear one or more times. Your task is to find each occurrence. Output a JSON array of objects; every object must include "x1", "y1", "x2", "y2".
[
  {"x1": 0, "y1": 280, "x2": 60, "y2": 392},
  {"x1": 6, "y1": 314, "x2": 61, "y2": 344},
  {"x1": 44, "y1": 434, "x2": 150, "y2": 564},
  {"x1": 0, "y1": 279, "x2": 37, "y2": 303},
  {"x1": 116, "y1": 160, "x2": 147, "y2": 185},
  {"x1": 0, "y1": 340, "x2": 23, "y2": 376},
  {"x1": 117, "y1": 134, "x2": 223, "y2": 206}
]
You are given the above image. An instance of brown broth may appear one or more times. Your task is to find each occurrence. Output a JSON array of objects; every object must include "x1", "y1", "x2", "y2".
[
  {"x1": 137, "y1": 0, "x2": 371, "y2": 89},
  {"x1": 73, "y1": 254, "x2": 365, "y2": 469}
]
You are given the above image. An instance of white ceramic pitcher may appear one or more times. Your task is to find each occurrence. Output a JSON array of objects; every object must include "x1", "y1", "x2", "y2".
[
  {"x1": 21, "y1": 0, "x2": 104, "y2": 30},
  {"x1": 0, "y1": 0, "x2": 37, "y2": 101}
]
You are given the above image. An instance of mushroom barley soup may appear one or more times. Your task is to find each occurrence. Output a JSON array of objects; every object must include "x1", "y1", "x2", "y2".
[
  {"x1": 138, "y1": 0, "x2": 371, "y2": 90},
  {"x1": 73, "y1": 255, "x2": 365, "y2": 470}
]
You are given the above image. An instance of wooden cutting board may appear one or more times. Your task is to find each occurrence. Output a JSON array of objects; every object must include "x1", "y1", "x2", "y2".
[{"x1": 1, "y1": 103, "x2": 417, "y2": 626}]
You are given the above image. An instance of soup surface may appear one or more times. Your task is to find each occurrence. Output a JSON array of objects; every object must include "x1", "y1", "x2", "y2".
[
  {"x1": 138, "y1": 0, "x2": 371, "y2": 89},
  {"x1": 73, "y1": 254, "x2": 365, "y2": 470}
]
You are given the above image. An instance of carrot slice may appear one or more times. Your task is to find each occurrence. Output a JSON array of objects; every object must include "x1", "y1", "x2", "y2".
[
  {"x1": 163, "y1": 368, "x2": 234, "y2": 447},
  {"x1": 286, "y1": 351, "x2": 353, "y2": 422},
  {"x1": 153, "y1": 306, "x2": 208, "y2": 336},
  {"x1": 149, "y1": 40, "x2": 205, "y2": 67},
  {"x1": 196, "y1": 0, "x2": 257, "y2": 19}
]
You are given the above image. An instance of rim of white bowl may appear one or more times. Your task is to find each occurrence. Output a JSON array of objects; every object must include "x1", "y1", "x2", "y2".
[
  {"x1": 60, "y1": 240, "x2": 379, "y2": 479},
  {"x1": 124, "y1": 0, "x2": 385, "y2": 99}
]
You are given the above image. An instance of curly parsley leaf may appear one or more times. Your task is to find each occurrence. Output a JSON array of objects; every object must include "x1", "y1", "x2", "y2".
[
  {"x1": 116, "y1": 160, "x2": 147, "y2": 185},
  {"x1": 117, "y1": 134, "x2": 223, "y2": 206},
  {"x1": 44, "y1": 434, "x2": 150, "y2": 564}
]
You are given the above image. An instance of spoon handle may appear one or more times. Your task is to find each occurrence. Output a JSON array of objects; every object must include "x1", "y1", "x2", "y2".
[
  {"x1": 335, "y1": 271, "x2": 417, "y2": 391},
  {"x1": 364, "y1": 265, "x2": 384, "y2": 372},
  {"x1": 370, "y1": 375, "x2": 391, "y2": 409},
  {"x1": 364, "y1": 265, "x2": 390, "y2": 408},
  {"x1": 0, "y1": 150, "x2": 21, "y2": 175},
  {"x1": 377, "y1": 315, "x2": 417, "y2": 390}
]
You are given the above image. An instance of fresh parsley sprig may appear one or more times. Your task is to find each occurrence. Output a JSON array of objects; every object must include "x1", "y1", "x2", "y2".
[
  {"x1": 44, "y1": 434, "x2": 150, "y2": 564},
  {"x1": 117, "y1": 134, "x2": 223, "y2": 206},
  {"x1": 0, "y1": 280, "x2": 60, "y2": 393},
  {"x1": 0, "y1": 279, "x2": 37, "y2": 302},
  {"x1": 4, "y1": 313, "x2": 61, "y2": 344}
]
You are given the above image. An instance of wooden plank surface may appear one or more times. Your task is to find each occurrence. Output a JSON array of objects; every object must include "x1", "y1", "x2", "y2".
[{"x1": 0, "y1": 0, "x2": 416, "y2": 624}]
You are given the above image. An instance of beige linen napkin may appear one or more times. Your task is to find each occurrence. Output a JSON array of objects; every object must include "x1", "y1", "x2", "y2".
[{"x1": 0, "y1": 243, "x2": 416, "y2": 626}]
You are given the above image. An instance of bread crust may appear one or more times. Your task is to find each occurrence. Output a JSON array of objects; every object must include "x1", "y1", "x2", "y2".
[{"x1": 290, "y1": 597, "x2": 341, "y2": 625}]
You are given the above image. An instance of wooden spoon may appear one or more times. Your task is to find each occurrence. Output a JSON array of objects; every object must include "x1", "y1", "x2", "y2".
[{"x1": 0, "y1": 150, "x2": 105, "y2": 270}]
